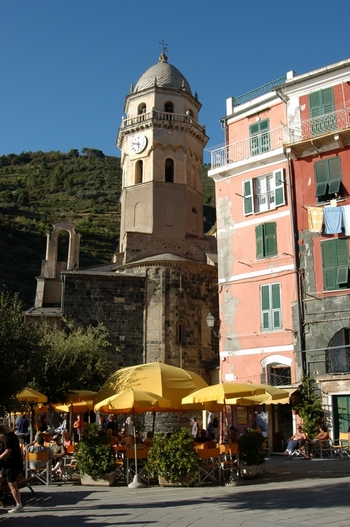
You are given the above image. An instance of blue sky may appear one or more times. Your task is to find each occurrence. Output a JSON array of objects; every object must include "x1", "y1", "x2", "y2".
[{"x1": 1, "y1": 1, "x2": 350, "y2": 163}]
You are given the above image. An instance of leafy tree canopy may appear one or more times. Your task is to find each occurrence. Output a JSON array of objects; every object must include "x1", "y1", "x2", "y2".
[{"x1": 0, "y1": 292, "x2": 43, "y2": 415}]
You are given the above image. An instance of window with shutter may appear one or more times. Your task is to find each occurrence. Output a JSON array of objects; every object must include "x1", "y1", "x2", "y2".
[
  {"x1": 243, "y1": 179, "x2": 253, "y2": 215},
  {"x1": 256, "y1": 222, "x2": 277, "y2": 259},
  {"x1": 260, "y1": 283, "x2": 281, "y2": 331},
  {"x1": 322, "y1": 239, "x2": 350, "y2": 291},
  {"x1": 249, "y1": 119, "x2": 270, "y2": 156},
  {"x1": 243, "y1": 170, "x2": 285, "y2": 215},
  {"x1": 314, "y1": 157, "x2": 342, "y2": 202},
  {"x1": 309, "y1": 88, "x2": 336, "y2": 135}
]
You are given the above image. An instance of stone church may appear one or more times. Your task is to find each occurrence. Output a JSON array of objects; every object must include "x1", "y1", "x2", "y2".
[{"x1": 25, "y1": 52, "x2": 219, "y2": 382}]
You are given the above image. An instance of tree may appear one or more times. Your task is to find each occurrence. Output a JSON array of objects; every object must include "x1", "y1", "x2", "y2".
[
  {"x1": 0, "y1": 292, "x2": 43, "y2": 415},
  {"x1": 32, "y1": 320, "x2": 116, "y2": 403},
  {"x1": 294, "y1": 375, "x2": 323, "y2": 437}
]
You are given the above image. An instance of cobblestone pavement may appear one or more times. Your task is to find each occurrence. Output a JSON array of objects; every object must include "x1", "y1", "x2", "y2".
[{"x1": 0, "y1": 456, "x2": 349, "y2": 527}]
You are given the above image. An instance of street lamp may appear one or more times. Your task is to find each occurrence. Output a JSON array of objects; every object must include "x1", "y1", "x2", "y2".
[{"x1": 206, "y1": 312, "x2": 219, "y2": 338}]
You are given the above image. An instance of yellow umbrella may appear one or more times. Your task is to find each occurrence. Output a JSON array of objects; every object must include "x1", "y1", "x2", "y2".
[
  {"x1": 66, "y1": 390, "x2": 97, "y2": 403},
  {"x1": 16, "y1": 388, "x2": 48, "y2": 404},
  {"x1": 95, "y1": 362, "x2": 208, "y2": 411},
  {"x1": 181, "y1": 382, "x2": 266, "y2": 406},
  {"x1": 54, "y1": 401, "x2": 95, "y2": 413},
  {"x1": 94, "y1": 388, "x2": 172, "y2": 414},
  {"x1": 95, "y1": 388, "x2": 173, "y2": 489},
  {"x1": 226, "y1": 384, "x2": 290, "y2": 406},
  {"x1": 16, "y1": 388, "x2": 48, "y2": 442}
]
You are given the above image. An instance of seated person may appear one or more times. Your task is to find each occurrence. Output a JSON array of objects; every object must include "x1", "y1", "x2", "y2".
[
  {"x1": 143, "y1": 431, "x2": 153, "y2": 447},
  {"x1": 25, "y1": 433, "x2": 54, "y2": 469},
  {"x1": 308, "y1": 425, "x2": 330, "y2": 456},
  {"x1": 225, "y1": 426, "x2": 238, "y2": 444},
  {"x1": 106, "y1": 428, "x2": 118, "y2": 445},
  {"x1": 119, "y1": 428, "x2": 133, "y2": 447},
  {"x1": 50, "y1": 434, "x2": 66, "y2": 479},
  {"x1": 195, "y1": 429, "x2": 212, "y2": 443},
  {"x1": 284, "y1": 426, "x2": 306, "y2": 457}
]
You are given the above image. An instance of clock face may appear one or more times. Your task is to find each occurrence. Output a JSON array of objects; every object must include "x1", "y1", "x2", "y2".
[{"x1": 130, "y1": 134, "x2": 147, "y2": 154}]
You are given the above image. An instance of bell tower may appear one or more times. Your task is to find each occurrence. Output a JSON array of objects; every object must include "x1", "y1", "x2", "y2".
[{"x1": 117, "y1": 52, "x2": 210, "y2": 264}]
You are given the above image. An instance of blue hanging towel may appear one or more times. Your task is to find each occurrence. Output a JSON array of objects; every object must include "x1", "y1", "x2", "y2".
[{"x1": 323, "y1": 206, "x2": 343, "y2": 234}]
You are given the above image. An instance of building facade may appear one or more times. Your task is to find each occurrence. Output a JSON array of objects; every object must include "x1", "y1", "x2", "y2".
[
  {"x1": 284, "y1": 58, "x2": 350, "y2": 437},
  {"x1": 209, "y1": 58, "x2": 350, "y2": 442}
]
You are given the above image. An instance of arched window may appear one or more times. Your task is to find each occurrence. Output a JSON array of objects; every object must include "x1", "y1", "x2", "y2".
[
  {"x1": 165, "y1": 158, "x2": 174, "y2": 182},
  {"x1": 138, "y1": 103, "x2": 146, "y2": 114},
  {"x1": 135, "y1": 160, "x2": 143, "y2": 184},
  {"x1": 261, "y1": 355, "x2": 292, "y2": 386},
  {"x1": 164, "y1": 101, "x2": 174, "y2": 113},
  {"x1": 326, "y1": 328, "x2": 350, "y2": 373}
]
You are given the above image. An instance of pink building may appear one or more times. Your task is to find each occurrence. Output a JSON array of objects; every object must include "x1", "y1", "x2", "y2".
[{"x1": 209, "y1": 73, "x2": 298, "y2": 449}]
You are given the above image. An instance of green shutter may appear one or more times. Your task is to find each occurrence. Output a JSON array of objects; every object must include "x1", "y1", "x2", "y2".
[
  {"x1": 309, "y1": 91, "x2": 322, "y2": 118},
  {"x1": 314, "y1": 160, "x2": 328, "y2": 196},
  {"x1": 322, "y1": 88, "x2": 335, "y2": 114},
  {"x1": 322, "y1": 240, "x2": 337, "y2": 291},
  {"x1": 243, "y1": 179, "x2": 253, "y2": 215},
  {"x1": 265, "y1": 222, "x2": 277, "y2": 257},
  {"x1": 271, "y1": 283, "x2": 281, "y2": 309},
  {"x1": 336, "y1": 238, "x2": 349, "y2": 285},
  {"x1": 256, "y1": 224, "x2": 264, "y2": 259},
  {"x1": 274, "y1": 169, "x2": 285, "y2": 207},
  {"x1": 261, "y1": 285, "x2": 270, "y2": 331},
  {"x1": 261, "y1": 285, "x2": 270, "y2": 310},
  {"x1": 249, "y1": 123, "x2": 260, "y2": 136},
  {"x1": 328, "y1": 157, "x2": 342, "y2": 194}
]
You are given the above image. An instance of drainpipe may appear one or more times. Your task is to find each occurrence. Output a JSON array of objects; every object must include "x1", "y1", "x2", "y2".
[{"x1": 286, "y1": 153, "x2": 306, "y2": 375}]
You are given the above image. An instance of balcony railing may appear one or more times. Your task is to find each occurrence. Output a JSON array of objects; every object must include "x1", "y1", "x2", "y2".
[
  {"x1": 210, "y1": 126, "x2": 284, "y2": 169},
  {"x1": 121, "y1": 110, "x2": 206, "y2": 135},
  {"x1": 283, "y1": 106, "x2": 350, "y2": 145},
  {"x1": 210, "y1": 107, "x2": 350, "y2": 170}
]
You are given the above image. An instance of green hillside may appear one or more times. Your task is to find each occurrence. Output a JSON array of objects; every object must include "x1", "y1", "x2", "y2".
[{"x1": 0, "y1": 150, "x2": 216, "y2": 308}]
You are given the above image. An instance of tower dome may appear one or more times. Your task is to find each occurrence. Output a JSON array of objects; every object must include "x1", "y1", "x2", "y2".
[{"x1": 134, "y1": 52, "x2": 192, "y2": 94}]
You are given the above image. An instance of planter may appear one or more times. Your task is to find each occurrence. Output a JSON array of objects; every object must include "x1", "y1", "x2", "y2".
[
  {"x1": 81, "y1": 472, "x2": 115, "y2": 486},
  {"x1": 239, "y1": 464, "x2": 264, "y2": 479},
  {"x1": 158, "y1": 474, "x2": 195, "y2": 487}
]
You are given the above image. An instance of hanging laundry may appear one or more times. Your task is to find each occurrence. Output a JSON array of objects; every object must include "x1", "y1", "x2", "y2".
[
  {"x1": 323, "y1": 206, "x2": 344, "y2": 234},
  {"x1": 342, "y1": 205, "x2": 350, "y2": 236},
  {"x1": 308, "y1": 207, "x2": 323, "y2": 233}
]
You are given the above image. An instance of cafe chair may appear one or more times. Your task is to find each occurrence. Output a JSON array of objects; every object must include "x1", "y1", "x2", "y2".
[
  {"x1": 197, "y1": 447, "x2": 221, "y2": 485},
  {"x1": 25, "y1": 451, "x2": 52, "y2": 486}
]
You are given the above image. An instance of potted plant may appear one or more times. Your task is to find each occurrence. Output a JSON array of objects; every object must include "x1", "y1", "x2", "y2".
[
  {"x1": 145, "y1": 427, "x2": 200, "y2": 486},
  {"x1": 74, "y1": 423, "x2": 116, "y2": 486},
  {"x1": 238, "y1": 428, "x2": 265, "y2": 479}
]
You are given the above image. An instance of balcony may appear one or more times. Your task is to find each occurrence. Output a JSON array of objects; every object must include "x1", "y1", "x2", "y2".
[
  {"x1": 210, "y1": 107, "x2": 350, "y2": 170},
  {"x1": 117, "y1": 110, "x2": 207, "y2": 147},
  {"x1": 210, "y1": 126, "x2": 284, "y2": 170},
  {"x1": 283, "y1": 106, "x2": 350, "y2": 157}
]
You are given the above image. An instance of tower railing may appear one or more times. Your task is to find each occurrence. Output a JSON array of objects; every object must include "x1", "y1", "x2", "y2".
[{"x1": 121, "y1": 110, "x2": 206, "y2": 134}]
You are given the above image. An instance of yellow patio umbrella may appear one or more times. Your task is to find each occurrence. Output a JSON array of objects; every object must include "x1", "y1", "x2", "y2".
[
  {"x1": 16, "y1": 388, "x2": 48, "y2": 442},
  {"x1": 95, "y1": 388, "x2": 173, "y2": 489},
  {"x1": 16, "y1": 388, "x2": 48, "y2": 404},
  {"x1": 181, "y1": 382, "x2": 266, "y2": 406},
  {"x1": 94, "y1": 388, "x2": 173, "y2": 414},
  {"x1": 66, "y1": 390, "x2": 97, "y2": 403},
  {"x1": 95, "y1": 361, "x2": 208, "y2": 411},
  {"x1": 226, "y1": 384, "x2": 290, "y2": 406},
  {"x1": 54, "y1": 401, "x2": 95, "y2": 413}
]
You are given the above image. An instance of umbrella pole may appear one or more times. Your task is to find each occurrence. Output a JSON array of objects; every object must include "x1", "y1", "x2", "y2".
[
  {"x1": 128, "y1": 408, "x2": 145, "y2": 488},
  {"x1": 152, "y1": 411, "x2": 156, "y2": 435}
]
